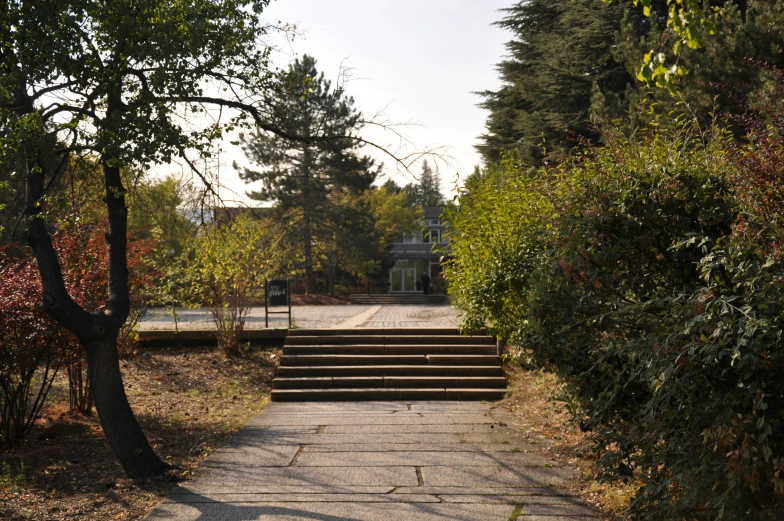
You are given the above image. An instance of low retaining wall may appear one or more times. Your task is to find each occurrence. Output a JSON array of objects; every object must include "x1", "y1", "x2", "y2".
[{"x1": 137, "y1": 328, "x2": 288, "y2": 347}]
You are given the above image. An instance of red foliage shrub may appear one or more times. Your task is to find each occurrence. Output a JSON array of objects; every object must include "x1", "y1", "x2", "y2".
[
  {"x1": 53, "y1": 218, "x2": 158, "y2": 314},
  {"x1": 0, "y1": 218, "x2": 159, "y2": 434},
  {"x1": 0, "y1": 251, "x2": 69, "y2": 448}
]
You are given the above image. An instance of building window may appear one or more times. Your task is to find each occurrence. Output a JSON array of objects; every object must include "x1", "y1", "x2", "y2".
[
  {"x1": 423, "y1": 229, "x2": 440, "y2": 243},
  {"x1": 401, "y1": 232, "x2": 419, "y2": 243}
]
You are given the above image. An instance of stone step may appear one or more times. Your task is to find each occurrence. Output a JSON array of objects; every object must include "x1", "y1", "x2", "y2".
[
  {"x1": 287, "y1": 328, "x2": 486, "y2": 337},
  {"x1": 349, "y1": 294, "x2": 449, "y2": 305},
  {"x1": 270, "y1": 388, "x2": 506, "y2": 402},
  {"x1": 273, "y1": 328, "x2": 504, "y2": 402},
  {"x1": 273, "y1": 376, "x2": 508, "y2": 390},
  {"x1": 282, "y1": 344, "x2": 498, "y2": 355},
  {"x1": 280, "y1": 354, "x2": 500, "y2": 366},
  {"x1": 276, "y1": 365, "x2": 505, "y2": 378},
  {"x1": 285, "y1": 335, "x2": 496, "y2": 346}
]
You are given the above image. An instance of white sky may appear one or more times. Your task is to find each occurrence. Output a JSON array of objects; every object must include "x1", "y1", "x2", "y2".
[{"x1": 190, "y1": 0, "x2": 512, "y2": 205}]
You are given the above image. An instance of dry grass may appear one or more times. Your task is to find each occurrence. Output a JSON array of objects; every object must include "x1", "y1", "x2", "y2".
[
  {"x1": 500, "y1": 364, "x2": 636, "y2": 520},
  {"x1": 0, "y1": 345, "x2": 281, "y2": 521}
]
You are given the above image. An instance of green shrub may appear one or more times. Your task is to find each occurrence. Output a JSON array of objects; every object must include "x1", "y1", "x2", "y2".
[
  {"x1": 192, "y1": 214, "x2": 272, "y2": 356},
  {"x1": 443, "y1": 156, "x2": 570, "y2": 349},
  {"x1": 447, "y1": 120, "x2": 784, "y2": 519}
]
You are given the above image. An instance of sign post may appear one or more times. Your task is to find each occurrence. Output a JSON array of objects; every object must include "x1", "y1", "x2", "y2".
[{"x1": 265, "y1": 280, "x2": 292, "y2": 328}]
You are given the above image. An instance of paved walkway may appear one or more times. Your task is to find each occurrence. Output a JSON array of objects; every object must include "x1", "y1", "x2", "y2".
[
  {"x1": 145, "y1": 402, "x2": 597, "y2": 520},
  {"x1": 139, "y1": 305, "x2": 462, "y2": 331}
]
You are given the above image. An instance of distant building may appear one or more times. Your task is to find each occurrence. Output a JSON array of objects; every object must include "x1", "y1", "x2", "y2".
[{"x1": 387, "y1": 206, "x2": 449, "y2": 293}]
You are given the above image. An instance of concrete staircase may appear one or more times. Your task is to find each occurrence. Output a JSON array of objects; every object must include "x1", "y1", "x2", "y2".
[
  {"x1": 271, "y1": 328, "x2": 506, "y2": 401},
  {"x1": 349, "y1": 294, "x2": 448, "y2": 305}
]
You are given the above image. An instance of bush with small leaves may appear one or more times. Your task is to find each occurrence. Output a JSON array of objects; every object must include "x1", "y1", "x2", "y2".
[
  {"x1": 0, "y1": 252, "x2": 68, "y2": 448},
  {"x1": 191, "y1": 214, "x2": 272, "y2": 356},
  {"x1": 448, "y1": 117, "x2": 784, "y2": 519}
]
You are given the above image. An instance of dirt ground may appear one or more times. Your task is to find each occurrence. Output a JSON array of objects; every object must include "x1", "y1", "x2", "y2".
[
  {"x1": 0, "y1": 345, "x2": 281, "y2": 521},
  {"x1": 500, "y1": 365, "x2": 634, "y2": 520}
]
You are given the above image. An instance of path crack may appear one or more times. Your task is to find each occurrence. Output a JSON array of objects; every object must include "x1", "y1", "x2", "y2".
[
  {"x1": 288, "y1": 445, "x2": 304, "y2": 467},
  {"x1": 415, "y1": 466, "x2": 424, "y2": 486}
]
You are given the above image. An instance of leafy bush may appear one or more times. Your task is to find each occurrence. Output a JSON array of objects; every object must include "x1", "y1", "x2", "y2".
[
  {"x1": 0, "y1": 253, "x2": 68, "y2": 448},
  {"x1": 443, "y1": 156, "x2": 570, "y2": 348},
  {"x1": 0, "y1": 218, "x2": 158, "y2": 429},
  {"x1": 447, "y1": 120, "x2": 784, "y2": 519},
  {"x1": 192, "y1": 214, "x2": 271, "y2": 356},
  {"x1": 52, "y1": 218, "x2": 157, "y2": 413},
  {"x1": 54, "y1": 218, "x2": 156, "y2": 357}
]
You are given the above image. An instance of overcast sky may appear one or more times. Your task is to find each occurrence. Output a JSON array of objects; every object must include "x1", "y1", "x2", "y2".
[{"x1": 201, "y1": 0, "x2": 512, "y2": 205}]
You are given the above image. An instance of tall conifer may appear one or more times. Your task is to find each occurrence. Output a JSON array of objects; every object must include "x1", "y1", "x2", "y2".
[
  {"x1": 479, "y1": 0, "x2": 784, "y2": 167},
  {"x1": 237, "y1": 55, "x2": 377, "y2": 294}
]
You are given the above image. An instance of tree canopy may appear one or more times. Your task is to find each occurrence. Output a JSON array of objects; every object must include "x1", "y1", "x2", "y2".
[{"x1": 0, "y1": 0, "x2": 299, "y2": 478}]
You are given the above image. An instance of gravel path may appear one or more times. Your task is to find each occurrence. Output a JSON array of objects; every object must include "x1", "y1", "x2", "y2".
[{"x1": 139, "y1": 305, "x2": 463, "y2": 330}]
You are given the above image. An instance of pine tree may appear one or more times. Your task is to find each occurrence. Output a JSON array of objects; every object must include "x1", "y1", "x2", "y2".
[
  {"x1": 405, "y1": 160, "x2": 444, "y2": 207},
  {"x1": 237, "y1": 55, "x2": 377, "y2": 294},
  {"x1": 478, "y1": 0, "x2": 638, "y2": 166}
]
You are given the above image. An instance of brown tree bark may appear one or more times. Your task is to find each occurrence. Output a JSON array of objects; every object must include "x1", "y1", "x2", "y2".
[
  {"x1": 302, "y1": 149, "x2": 315, "y2": 294},
  {"x1": 20, "y1": 82, "x2": 170, "y2": 479},
  {"x1": 303, "y1": 220, "x2": 314, "y2": 294}
]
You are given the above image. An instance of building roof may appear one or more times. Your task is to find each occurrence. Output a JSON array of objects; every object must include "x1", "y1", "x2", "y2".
[{"x1": 423, "y1": 206, "x2": 443, "y2": 219}]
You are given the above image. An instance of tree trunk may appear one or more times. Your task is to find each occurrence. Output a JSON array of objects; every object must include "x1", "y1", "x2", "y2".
[
  {"x1": 302, "y1": 149, "x2": 315, "y2": 294},
  {"x1": 303, "y1": 221, "x2": 314, "y2": 294},
  {"x1": 327, "y1": 257, "x2": 337, "y2": 296},
  {"x1": 19, "y1": 78, "x2": 170, "y2": 478},
  {"x1": 85, "y1": 334, "x2": 170, "y2": 478}
]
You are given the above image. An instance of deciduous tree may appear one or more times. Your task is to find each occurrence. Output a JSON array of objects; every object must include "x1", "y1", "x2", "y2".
[{"x1": 0, "y1": 0, "x2": 301, "y2": 478}]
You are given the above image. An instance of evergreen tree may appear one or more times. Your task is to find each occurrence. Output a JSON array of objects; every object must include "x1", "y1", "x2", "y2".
[
  {"x1": 405, "y1": 160, "x2": 444, "y2": 207},
  {"x1": 381, "y1": 178, "x2": 404, "y2": 195},
  {"x1": 614, "y1": 0, "x2": 784, "y2": 132},
  {"x1": 478, "y1": 0, "x2": 638, "y2": 166},
  {"x1": 479, "y1": 0, "x2": 784, "y2": 167},
  {"x1": 237, "y1": 55, "x2": 377, "y2": 294}
]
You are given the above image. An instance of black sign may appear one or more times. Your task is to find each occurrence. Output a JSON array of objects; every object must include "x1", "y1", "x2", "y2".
[{"x1": 268, "y1": 280, "x2": 288, "y2": 306}]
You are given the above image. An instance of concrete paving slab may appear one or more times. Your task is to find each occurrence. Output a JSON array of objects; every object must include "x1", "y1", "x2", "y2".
[
  {"x1": 422, "y1": 465, "x2": 578, "y2": 487},
  {"x1": 144, "y1": 401, "x2": 594, "y2": 521},
  {"x1": 438, "y1": 494, "x2": 590, "y2": 504},
  {"x1": 250, "y1": 414, "x2": 496, "y2": 426},
  {"x1": 230, "y1": 425, "x2": 320, "y2": 434},
  {"x1": 224, "y1": 433, "x2": 465, "y2": 447},
  {"x1": 302, "y1": 443, "x2": 524, "y2": 452},
  {"x1": 409, "y1": 403, "x2": 494, "y2": 412},
  {"x1": 182, "y1": 466, "x2": 419, "y2": 490},
  {"x1": 295, "y1": 451, "x2": 558, "y2": 467},
  {"x1": 170, "y1": 486, "x2": 396, "y2": 496},
  {"x1": 201, "y1": 444, "x2": 300, "y2": 467},
  {"x1": 393, "y1": 486, "x2": 566, "y2": 496},
  {"x1": 162, "y1": 493, "x2": 442, "y2": 504},
  {"x1": 146, "y1": 502, "x2": 516, "y2": 521},
  {"x1": 261, "y1": 401, "x2": 408, "y2": 411},
  {"x1": 459, "y1": 431, "x2": 551, "y2": 445},
  {"x1": 324, "y1": 423, "x2": 506, "y2": 434}
]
